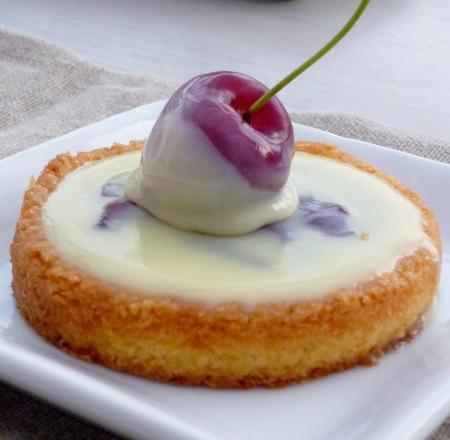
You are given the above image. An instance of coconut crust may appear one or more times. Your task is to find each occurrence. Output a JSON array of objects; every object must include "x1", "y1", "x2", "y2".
[{"x1": 10, "y1": 140, "x2": 441, "y2": 388}]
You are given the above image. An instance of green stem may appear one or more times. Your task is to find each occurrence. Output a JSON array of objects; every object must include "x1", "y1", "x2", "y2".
[{"x1": 244, "y1": 0, "x2": 370, "y2": 119}]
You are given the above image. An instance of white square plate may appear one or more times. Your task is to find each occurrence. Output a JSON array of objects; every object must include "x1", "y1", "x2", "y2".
[{"x1": 1, "y1": 100, "x2": 449, "y2": 440}]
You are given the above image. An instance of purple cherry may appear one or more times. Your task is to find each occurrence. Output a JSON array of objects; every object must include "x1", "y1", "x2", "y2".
[
  {"x1": 144, "y1": 0, "x2": 369, "y2": 193},
  {"x1": 267, "y1": 196, "x2": 354, "y2": 241},
  {"x1": 97, "y1": 199, "x2": 136, "y2": 228},
  {"x1": 147, "y1": 72, "x2": 294, "y2": 192},
  {"x1": 298, "y1": 197, "x2": 354, "y2": 236}
]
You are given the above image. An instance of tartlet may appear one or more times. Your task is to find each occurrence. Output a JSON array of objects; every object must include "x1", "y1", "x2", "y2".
[{"x1": 10, "y1": 140, "x2": 441, "y2": 388}]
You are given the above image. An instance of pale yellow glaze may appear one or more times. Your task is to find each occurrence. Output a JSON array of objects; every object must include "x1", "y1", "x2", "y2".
[{"x1": 43, "y1": 152, "x2": 437, "y2": 304}]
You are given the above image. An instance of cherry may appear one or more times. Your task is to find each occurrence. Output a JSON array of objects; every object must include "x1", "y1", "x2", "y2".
[
  {"x1": 148, "y1": 71, "x2": 294, "y2": 192},
  {"x1": 267, "y1": 196, "x2": 354, "y2": 241},
  {"x1": 97, "y1": 198, "x2": 134, "y2": 228},
  {"x1": 127, "y1": 0, "x2": 369, "y2": 235},
  {"x1": 144, "y1": 0, "x2": 369, "y2": 194}
]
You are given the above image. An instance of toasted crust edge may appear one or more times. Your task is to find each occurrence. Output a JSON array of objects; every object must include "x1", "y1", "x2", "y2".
[{"x1": 10, "y1": 140, "x2": 441, "y2": 388}]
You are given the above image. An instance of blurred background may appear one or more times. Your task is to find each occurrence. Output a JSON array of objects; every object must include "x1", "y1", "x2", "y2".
[{"x1": 1, "y1": 0, "x2": 449, "y2": 138}]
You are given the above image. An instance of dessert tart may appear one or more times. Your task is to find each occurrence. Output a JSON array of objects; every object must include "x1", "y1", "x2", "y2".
[
  {"x1": 11, "y1": 65, "x2": 441, "y2": 388},
  {"x1": 11, "y1": 99, "x2": 441, "y2": 387}
]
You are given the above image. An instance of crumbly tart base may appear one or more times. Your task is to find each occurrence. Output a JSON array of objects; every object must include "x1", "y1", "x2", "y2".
[{"x1": 10, "y1": 141, "x2": 442, "y2": 388}]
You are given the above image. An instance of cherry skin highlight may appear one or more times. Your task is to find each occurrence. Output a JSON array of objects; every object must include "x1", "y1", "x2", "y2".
[{"x1": 146, "y1": 71, "x2": 295, "y2": 192}]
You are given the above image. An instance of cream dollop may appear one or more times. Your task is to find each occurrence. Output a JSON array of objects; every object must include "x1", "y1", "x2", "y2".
[{"x1": 125, "y1": 109, "x2": 298, "y2": 235}]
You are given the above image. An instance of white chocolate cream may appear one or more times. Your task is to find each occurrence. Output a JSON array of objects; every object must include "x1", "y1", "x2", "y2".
[
  {"x1": 43, "y1": 152, "x2": 437, "y2": 305},
  {"x1": 124, "y1": 108, "x2": 298, "y2": 236}
]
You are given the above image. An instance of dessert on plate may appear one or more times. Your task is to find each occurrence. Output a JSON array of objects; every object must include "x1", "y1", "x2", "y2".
[
  {"x1": 10, "y1": 71, "x2": 441, "y2": 388},
  {"x1": 9, "y1": 0, "x2": 441, "y2": 387}
]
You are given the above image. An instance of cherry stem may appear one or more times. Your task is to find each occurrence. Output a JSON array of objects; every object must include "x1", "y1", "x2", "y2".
[{"x1": 244, "y1": 0, "x2": 370, "y2": 119}]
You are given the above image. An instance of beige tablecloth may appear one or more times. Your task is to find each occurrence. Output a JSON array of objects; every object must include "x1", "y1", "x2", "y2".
[{"x1": 1, "y1": 28, "x2": 449, "y2": 440}]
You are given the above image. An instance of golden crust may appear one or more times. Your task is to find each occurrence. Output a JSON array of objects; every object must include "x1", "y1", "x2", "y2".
[{"x1": 10, "y1": 141, "x2": 441, "y2": 388}]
